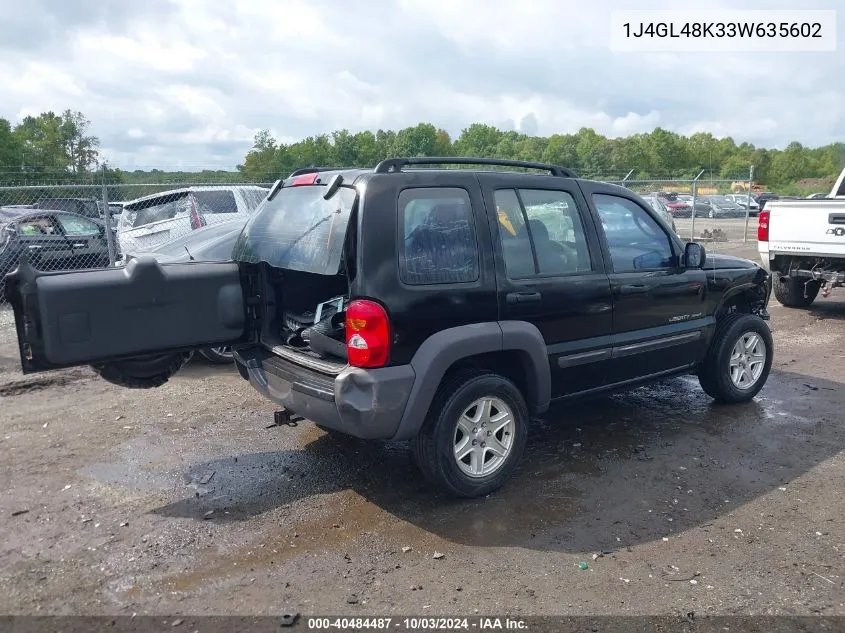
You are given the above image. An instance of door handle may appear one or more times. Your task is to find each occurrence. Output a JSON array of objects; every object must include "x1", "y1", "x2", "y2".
[
  {"x1": 72, "y1": 243, "x2": 87, "y2": 248},
  {"x1": 28, "y1": 245, "x2": 42, "y2": 250},
  {"x1": 619, "y1": 284, "x2": 648, "y2": 295},
  {"x1": 506, "y1": 291, "x2": 542, "y2": 304}
]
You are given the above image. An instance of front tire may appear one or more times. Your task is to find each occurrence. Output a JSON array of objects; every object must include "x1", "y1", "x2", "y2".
[
  {"x1": 773, "y1": 276, "x2": 820, "y2": 308},
  {"x1": 698, "y1": 313, "x2": 773, "y2": 404},
  {"x1": 412, "y1": 369, "x2": 528, "y2": 498}
]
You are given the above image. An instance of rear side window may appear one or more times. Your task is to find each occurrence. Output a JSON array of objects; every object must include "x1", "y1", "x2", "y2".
[
  {"x1": 495, "y1": 188, "x2": 592, "y2": 277},
  {"x1": 399, "y1": 187, "x2": 479, "y2": 285},
  {"x1": 194, "y1": 190, "x2": 238, "y2": 214},
  {"x1": 56, "y1": 214, "x2": 101, "y2": 236}
]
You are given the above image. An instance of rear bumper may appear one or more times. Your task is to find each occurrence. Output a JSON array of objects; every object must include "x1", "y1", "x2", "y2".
[{"x1": 234, "y1": 346, "x2": 416, "y2": 440}]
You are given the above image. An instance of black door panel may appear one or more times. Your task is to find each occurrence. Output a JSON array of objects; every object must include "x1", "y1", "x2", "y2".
[
  {"x1": 577, "y1": 184, "x2": 710, "y2": 385},
  {"x1": 6, "y1": 257, "x2": 248, "y2": 373},
  {"x1": 479, "y1": 175, "x2": 613, "y2": 398}
]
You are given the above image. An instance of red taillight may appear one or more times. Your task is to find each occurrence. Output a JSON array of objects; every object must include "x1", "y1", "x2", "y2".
[
  {"x1": 189, "y1": 197, "x2": 206, "y2": 230},
  {"x1": 291, "y1": 173, "x2": 319, "y2": 186},
  {"x1": 345, "y1": 300, "x2": 390, "y2": 368},
  {"x1": 757, "y1": 210, "x2": 770, "y2": 242}
]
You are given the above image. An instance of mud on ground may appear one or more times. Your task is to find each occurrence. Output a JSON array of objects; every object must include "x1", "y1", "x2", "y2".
[{"x1": 1, "y1": 241, "x2": 845, "y2": 617}]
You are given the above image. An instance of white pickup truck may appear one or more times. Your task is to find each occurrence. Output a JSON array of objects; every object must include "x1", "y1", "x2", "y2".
[{"x1": 758, "y1": 167, "x2": 845, "y2": 307}]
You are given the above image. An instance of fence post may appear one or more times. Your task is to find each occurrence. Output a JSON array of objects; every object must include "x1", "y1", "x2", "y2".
[
  {"x1": 101, "y1": 165, "x2": 118, "y2": 265},
  {"x1": 743, "y1": 165, "x2": 754, "y2": 243},
  {"x1": 690, "y1": 169, "x2": 705, "y2": 241}
]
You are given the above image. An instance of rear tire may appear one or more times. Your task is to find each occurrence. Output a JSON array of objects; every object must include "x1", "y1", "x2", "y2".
[
  {"x1": 411, "y1": 369, "x2": 528, "y2": 498},
  {"x1": 698, "y1": 313, "x2": 773, "y2": 404},
  {"x1": 773, "y1": 276, "x2": 820, "y2": 308},
  {"x1": 91, "y1": 352, "x2": 193, "y2": 389}
]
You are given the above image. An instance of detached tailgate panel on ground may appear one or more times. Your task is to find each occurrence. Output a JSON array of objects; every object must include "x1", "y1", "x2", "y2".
[
  {"x1": 767, "y1": 200, "x2": 845, "y2": 257},
  {"x1": 6, "y1": 256, "x2": 247, "y2": 372}
]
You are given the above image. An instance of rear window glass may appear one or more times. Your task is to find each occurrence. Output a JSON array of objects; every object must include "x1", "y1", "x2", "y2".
[
  {"x1": 399, "y1": 187, "x2": 479, "y2": 285},
  {"x1": 231, "y1": 185, "x2": 357, "y2": 275},
  {"x1": 194, "y1": 190, "x2": 237, "y2": 214},
  {"x1": 122, "y1": 192, "x2": 191, "y2": 229}
]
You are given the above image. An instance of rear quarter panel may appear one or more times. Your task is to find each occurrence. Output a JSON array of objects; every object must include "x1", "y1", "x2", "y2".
[{"x1": 354, "y1": 173, "x2": 499, "y2": 366}]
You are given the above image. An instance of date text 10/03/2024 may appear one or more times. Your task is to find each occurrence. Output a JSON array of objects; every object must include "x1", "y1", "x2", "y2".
[
  {"x1": 307, "y1": 617, "x2": 529, "y2": 630},
  {"x1": 622, "y1": 21, "x2": 823, "y2": 38}
]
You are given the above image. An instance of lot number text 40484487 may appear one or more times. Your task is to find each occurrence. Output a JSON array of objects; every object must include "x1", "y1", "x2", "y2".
[{"x1": 307, "y1": 617, "x2": 528, "y2": 630}]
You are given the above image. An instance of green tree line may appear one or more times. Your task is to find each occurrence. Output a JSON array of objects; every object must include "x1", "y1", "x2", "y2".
[
  {"x1": 239, "y1": 122, "x2": 844, "y2": 192},
  {"x1": 3, "y1": 111, "x2": 843, "y2": 194}
]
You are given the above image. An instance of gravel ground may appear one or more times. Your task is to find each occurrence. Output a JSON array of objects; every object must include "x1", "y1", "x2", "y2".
[{"x1": 2, "y1": 239, "x2": 845, "y2": 618}]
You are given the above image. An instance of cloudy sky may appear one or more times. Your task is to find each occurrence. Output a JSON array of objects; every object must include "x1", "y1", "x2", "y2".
[{"x1": 1, "y1": 0, "x2": 842, "y2": 170}]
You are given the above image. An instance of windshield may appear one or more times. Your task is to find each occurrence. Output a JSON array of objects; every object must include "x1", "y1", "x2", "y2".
[{"x1": 231, "y1": 184, "x2": 357, "y2": 275}]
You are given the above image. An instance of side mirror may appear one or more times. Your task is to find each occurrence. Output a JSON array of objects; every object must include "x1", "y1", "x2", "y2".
[{"x1": 685, "y1": 242, "x2": 706, "y2": 269}]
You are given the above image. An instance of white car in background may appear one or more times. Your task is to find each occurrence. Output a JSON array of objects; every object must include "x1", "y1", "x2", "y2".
[{"x1": 117, "y1": 185, "x2": 267, "y2": 257}]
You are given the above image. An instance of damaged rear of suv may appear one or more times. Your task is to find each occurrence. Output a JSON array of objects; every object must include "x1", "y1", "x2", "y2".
[{"x1": 5, "y1": 158, "x2": 774, "y2": 498}]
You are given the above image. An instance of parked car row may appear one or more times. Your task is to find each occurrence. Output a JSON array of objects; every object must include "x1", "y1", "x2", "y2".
[
  {"x1": 645, "y1": 190, "x2": 776, "y2": 218},
  {"x1": 116, "y1": 186, "x2": 268, "y2": 258},
  {"x1": 0, "y1": 185, "x2": 269, "y2": 304}
]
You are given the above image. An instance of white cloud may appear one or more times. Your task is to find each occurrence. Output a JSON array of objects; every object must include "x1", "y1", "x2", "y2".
[{"x1": 0, "y1": 0, "x2": 842, "y2": 169}]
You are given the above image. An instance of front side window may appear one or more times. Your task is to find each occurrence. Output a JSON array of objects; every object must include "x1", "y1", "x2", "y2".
[
  {"x1": 17, "y1": 216, "x2": 60, "y2": 236},
  {"x1": 399, "y1": 187, "x2": 479, "y2": 285},
  {"x1": 592, "y1": 194, "x2": 674, "y2": 272}
]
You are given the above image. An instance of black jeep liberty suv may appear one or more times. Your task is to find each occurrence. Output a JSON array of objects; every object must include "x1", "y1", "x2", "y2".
[{"x1": 6, "y1": 157, "x2": 773, "y2": 498}]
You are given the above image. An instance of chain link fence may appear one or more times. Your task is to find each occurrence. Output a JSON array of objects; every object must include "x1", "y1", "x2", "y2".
[
  {"x1": 0, "y1": 167, "x2": 765, "y2": 313},
  {"x1": 0, "y1": 179, "x2": 272, "y2": 306}
]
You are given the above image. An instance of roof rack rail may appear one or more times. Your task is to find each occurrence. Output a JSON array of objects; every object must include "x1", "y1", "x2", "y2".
[{"x1": 373, "y1": 157, "x2": 576, "y2": 178}]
